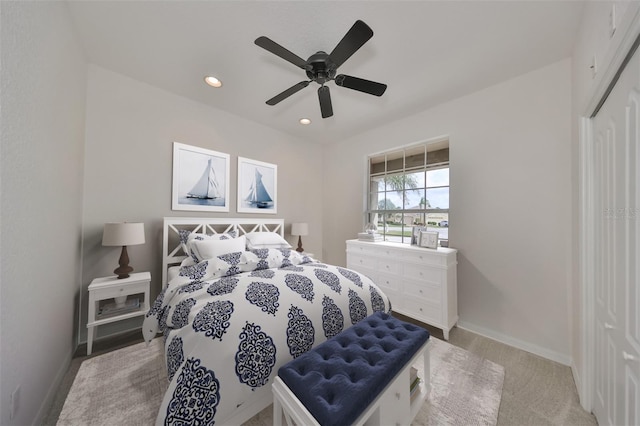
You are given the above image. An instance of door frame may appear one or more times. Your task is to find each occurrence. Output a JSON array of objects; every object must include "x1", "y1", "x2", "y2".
[{"x1": 578, "y1": 3, "x2": 640, "y2": 412}]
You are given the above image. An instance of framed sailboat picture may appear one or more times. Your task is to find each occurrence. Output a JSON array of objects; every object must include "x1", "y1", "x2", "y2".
[
  {"x1": 172, "y1": 142, "x2": 230, "y2": 212},
  {"x1": 237, "y1": 157, "x2": 277, "y2": 214}
]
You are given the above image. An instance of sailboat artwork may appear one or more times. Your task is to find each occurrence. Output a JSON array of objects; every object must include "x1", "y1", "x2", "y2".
[
  {"x1": 172, "y1": 142, "x2": 230, "y2": 212},
  {"x1": 237, "y1": 157, "x2": 277, "y2": 214},
  {"x1": 245, "y1": 168, "x2": 272, "y2": 208},
  {"x1": 187, "y1": 159, "x2": 220, "y2": 200}
]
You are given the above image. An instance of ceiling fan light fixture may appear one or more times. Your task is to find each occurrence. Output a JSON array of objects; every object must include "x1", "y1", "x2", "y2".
[
  {"x1": 204, "y1": 76, "x2": 222, "y2": 88},
  {"x1": 299, "y1": 118, "x2": 311, "y2": 125}
]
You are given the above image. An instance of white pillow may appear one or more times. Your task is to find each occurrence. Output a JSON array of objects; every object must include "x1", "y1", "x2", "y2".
[
  {"x1": 190, "y1": 235, "x2": 246, "y2": 262},
  {"x1": 187, "y1": 231, "x2": 237, "y2": 244},
  {"x1": 180, "y1": 230, "x2": 237, "y2": 261},
  {"x1": 245, "y1": 232, "x2": 291, "y2": 249}
]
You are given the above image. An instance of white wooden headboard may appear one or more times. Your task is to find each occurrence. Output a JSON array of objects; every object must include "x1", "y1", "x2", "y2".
[{"x1": 162, "y1": 217, "x2": 285, "y2": 287}]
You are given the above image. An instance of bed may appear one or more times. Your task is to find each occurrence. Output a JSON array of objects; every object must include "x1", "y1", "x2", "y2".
[{"x1": 143, "y1": 217, "x2": 391, "y2": 425}]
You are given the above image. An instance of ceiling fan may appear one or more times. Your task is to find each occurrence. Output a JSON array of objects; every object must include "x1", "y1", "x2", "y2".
[{"x1": 255, "y1": 20, "x2": 387, "y2": 119}]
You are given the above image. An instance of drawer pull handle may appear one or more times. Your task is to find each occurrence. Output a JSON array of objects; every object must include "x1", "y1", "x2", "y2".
[
  {"x1": 623, "y1": 352, "x2": 638, "y2": 362},
  {"x1": 419, "y1": 290, "x2": 423, "y2": 294},
  {"x1": 419, "y1": 308, "x2": 423, "y2": 312},
  {"x1": 604, "y1": 322, "x2": 614, "y2": 330},
  {"x1": 395, "y1": 392, "x2": 401, "y2": 400}
]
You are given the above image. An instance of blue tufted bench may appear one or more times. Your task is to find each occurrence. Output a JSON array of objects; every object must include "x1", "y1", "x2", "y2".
[{"x1": 272, "y1": 311, "x2": 430, "y2": 426}]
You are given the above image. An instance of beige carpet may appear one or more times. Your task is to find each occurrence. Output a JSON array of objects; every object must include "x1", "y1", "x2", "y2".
[{"x1": 58, "y1": 337, "x2": 504, "y2": 425}]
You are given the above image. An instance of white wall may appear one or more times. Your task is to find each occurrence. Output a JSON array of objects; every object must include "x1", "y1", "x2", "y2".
[
  {"x1": 79, "y1": 65, "x2": 324, "y2": 342},
  {"x1": 0, "y1": 2, "x2": 87, "y2": 425},
  {"x1": 323, "y1": 59, "x2": 573, "y2": 363}
]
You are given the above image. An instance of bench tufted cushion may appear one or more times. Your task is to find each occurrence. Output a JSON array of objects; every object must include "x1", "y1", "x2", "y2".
[{"x1": 277, "y1": 311, "x2": 430, "y2": 426}]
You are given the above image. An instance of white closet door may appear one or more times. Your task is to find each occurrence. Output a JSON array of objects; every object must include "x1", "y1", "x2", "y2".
[{"x1": 591, "y1": 44, "x2": 640, "y2": 426}]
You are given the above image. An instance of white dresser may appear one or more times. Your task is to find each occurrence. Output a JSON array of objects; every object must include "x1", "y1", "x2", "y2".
[{"x1": 346, "y1": 240, "x2": 458, "y2": 340}]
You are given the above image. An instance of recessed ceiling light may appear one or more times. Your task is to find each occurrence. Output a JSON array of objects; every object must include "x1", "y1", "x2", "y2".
[
  {"x1": 204, "y1": 76, "x2": 222, "y2": 88},
  {"x1": 299, "y1": 118, "x2": 311, "y2": 125}
]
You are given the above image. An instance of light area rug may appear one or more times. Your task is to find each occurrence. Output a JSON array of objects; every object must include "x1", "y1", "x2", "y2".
[{"x1": 58, "y1": 337, "x2": 504, "y2": 425}]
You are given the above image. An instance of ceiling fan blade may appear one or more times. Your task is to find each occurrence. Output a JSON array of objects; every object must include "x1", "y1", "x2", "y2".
[
  {"x1": 335, "y1": 74, "x2": 387, "y2": 96},
  {"x1": 318, "y1": 86, "x2": 333, "y2": 118},
  {"x1": 329, "y1": 20, "x2": 374, "y2": 68},
  {"x1": 266, "y1": 81, "x2": 310, "y2": 105},
  {"x1": 255, "y1": 36, "x2": 308, "y2": 69}
]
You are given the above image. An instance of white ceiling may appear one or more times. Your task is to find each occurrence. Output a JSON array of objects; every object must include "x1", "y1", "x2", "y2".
[{"x1": 66, "y1": 1, "x2": 584, "y2": 144}]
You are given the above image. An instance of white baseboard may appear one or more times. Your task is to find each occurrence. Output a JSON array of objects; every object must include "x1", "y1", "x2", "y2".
[
  {"x1": 571, "y1": 361, "x2": 591, "y2": 411},
  {"x1": 34, "y1": 348, "x2": 73, "y2": 425},
  {"x1": 457, "y1": 320, "x2": 572, "y2": 366}
]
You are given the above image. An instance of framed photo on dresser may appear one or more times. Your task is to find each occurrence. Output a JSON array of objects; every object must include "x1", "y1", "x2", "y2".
[
  {"x1": 411, "y1": 226, "x2": 425, "y2": 245},
  {"x1": 419, "y1": 231, "x2": 439, "y2": 249}
]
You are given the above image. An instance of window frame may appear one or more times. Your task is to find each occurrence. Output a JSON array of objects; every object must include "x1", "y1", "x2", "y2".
[{"x1": 364, "y1": 138, "x2": 450, "y2": 245}]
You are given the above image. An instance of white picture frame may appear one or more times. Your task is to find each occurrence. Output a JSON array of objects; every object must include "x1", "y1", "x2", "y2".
[
  {"x1": 172, "y1": 142, "x2": 230, "y2": 212},
  {"x1": 419, "y1": 231, "x2": 439, "y2": 249},
  {"x1": 411, "y1": 226, "x2": 426, "y2": 245},
  {"x1": 237, "y1": 157, "x2": 277, "y2": 214}
]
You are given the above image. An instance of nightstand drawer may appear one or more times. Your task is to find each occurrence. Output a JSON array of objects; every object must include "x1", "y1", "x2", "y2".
[{"x1": 91, "y1": 281, "x2": 147, "y2": 299}]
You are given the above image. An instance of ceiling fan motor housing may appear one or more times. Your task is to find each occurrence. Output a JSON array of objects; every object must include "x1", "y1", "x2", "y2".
[{"x1": 305, "y1": 51, "x2": 336, "y2": 85}]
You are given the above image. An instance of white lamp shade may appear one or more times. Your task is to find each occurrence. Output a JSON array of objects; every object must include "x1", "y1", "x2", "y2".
[
  {"x1": 102, "y1": 222, "x2": 145, "y2": 246},
  {"x1": 291, "y1": 223, "x2": 309, "y2": 236}
]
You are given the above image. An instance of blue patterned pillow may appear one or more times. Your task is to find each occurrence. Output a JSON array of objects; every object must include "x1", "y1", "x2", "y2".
[{"x1": 171, "y1": 248, "x2": 318, "y2": 289}]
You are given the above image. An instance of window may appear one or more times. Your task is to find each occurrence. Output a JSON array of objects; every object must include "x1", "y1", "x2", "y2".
[{"x1": 366, "y1": 139, "x2": 449, "y2": 245}]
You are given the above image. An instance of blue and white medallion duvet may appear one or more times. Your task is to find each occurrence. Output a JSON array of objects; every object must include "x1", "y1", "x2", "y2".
[{"x1": 143, "y1": 248, "x2": 390, "y2": 425}]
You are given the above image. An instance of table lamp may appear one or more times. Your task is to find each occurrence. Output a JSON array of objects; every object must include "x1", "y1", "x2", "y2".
[
  {"x1": 102, "y1": 222, "x2": 145, "y2": 279},
  {"x1": 291, "y1": 222, "x2": 309, "y2": 253}
]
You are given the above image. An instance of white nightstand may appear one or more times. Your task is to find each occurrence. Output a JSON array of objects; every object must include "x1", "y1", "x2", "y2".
[{"x1": 86, "y1": 271, "x2": 151, "y2": 355}]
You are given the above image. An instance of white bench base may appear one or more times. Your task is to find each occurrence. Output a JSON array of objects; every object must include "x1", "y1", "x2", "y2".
[{"x1": 273, "y1": 340, "x2": 430, "y2": 426}]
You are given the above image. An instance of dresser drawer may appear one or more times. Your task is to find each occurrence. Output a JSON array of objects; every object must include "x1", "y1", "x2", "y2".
[
  {"x1": 403, "y1": 264, "x2": 442, "y2": 283},
  {"x1": 347, "y1": 243, "x2": 380, "y2": 257},
  {"x1": 346, "y1": 262, "x2": 377, "y2": 282},
  {"x1": 377, "y1": 259, "x2": 400, "y2": 275},
  {"x1": 374, "y1": 246, "x2": 402, "y2": 259},
  {"x1": 376, "y1": 272, "x2": 401, "y2": 292},
  {"x1": 402, "y1": 249, "x2": 454, "y2": 267},
  {"x1": 347, "y1": 254, "x2": 377, "y2": 270},
  {"x1": 402, "y1": 298, "x2": 442, "y2": 325},
  {"x1": 403, "y1": 280, "x2": 441, "y2": 304}
]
